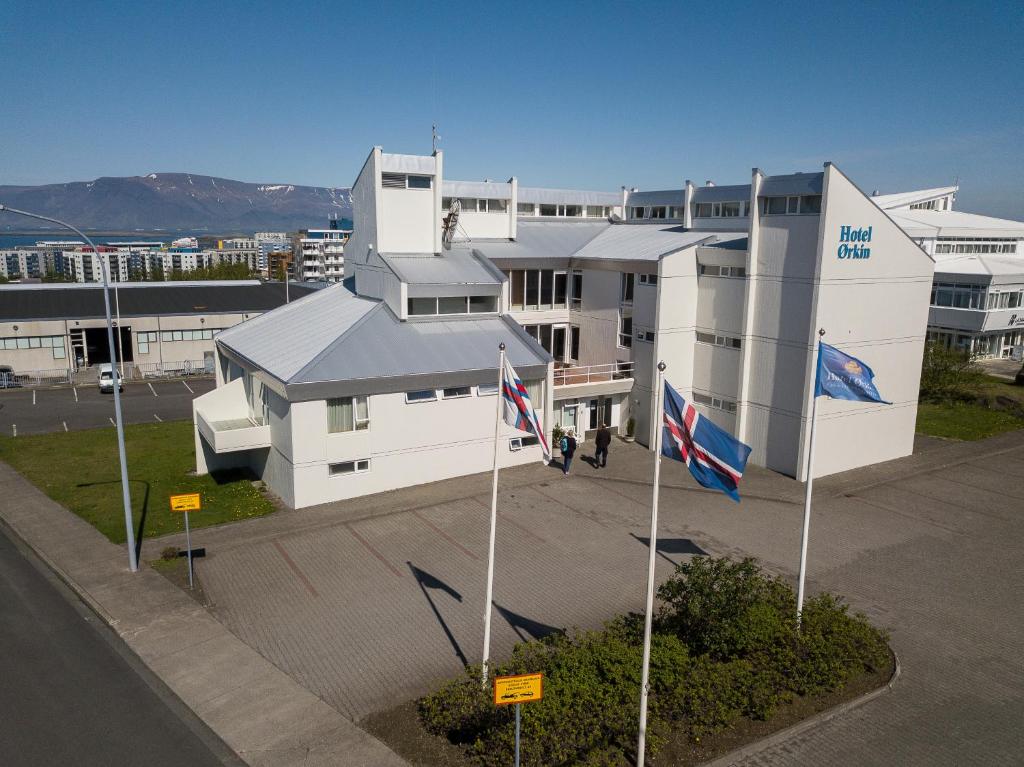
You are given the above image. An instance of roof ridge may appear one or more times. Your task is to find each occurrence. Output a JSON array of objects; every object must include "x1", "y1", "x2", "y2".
[{"x1": 217, "y1": 283, "x2": 342, "y2": 340}]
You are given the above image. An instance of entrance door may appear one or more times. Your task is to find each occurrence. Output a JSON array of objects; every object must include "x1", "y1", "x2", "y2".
[
  {"x1": 560, "y1": 402, "x2": 579, "y2": 433},
  {"x1": 552, "y1": 326, "x2": 567, "y2": 363}
]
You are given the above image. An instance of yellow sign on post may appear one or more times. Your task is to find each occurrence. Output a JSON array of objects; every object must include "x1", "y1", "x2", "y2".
[
  {"x1": 169, "y1": 493, "x2": 201, "y2": 512},
  {"x1": 493, "y1": 673, "x2": 543, "y2": 706}
]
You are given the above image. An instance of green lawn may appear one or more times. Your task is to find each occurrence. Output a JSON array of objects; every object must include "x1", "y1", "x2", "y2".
[
  {"x1": 0, "y1": 421, "x2": 275, "y2": 544},
  {"x1": 916, "y1": 402, "x2": 1024, "y2": 441}
]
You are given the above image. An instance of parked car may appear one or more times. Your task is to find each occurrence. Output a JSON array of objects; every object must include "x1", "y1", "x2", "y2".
[
  {"x1": 97, "y1": 364, "x2": 123, "y2": 393},
  {"x1": 0, "y1": 365, "x2": 23, "y2": 389}
]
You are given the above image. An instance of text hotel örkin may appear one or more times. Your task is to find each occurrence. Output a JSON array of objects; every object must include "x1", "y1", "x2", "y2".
[{"x1": 838, "y1": 225, "x2": 872, "y2": 259}]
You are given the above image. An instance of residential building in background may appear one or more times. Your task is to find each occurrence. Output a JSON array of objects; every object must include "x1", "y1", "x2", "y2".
[{"x1": 294, "y1": 218, "x2": 350, "y2": 282}]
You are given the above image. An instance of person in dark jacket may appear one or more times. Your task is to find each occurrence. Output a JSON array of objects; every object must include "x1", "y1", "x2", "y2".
[
  {"x1": 560, "y1": 429, "x2": 578, "y2": 476},
  {"x1": 594, "y1": 423, "x2": 611, "y2": 468}
]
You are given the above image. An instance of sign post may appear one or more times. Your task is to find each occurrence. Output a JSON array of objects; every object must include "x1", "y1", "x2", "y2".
[
  {"x1": 170, "y1": 493, "x2": 201, "y2": 589},
  {"x1": 494, "y1": 673, "x2": 543, "y2": 767}
]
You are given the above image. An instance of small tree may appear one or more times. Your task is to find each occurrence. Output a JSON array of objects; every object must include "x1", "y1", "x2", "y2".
[{"x1": 919, "y1": 342, "x2": 984, "y2": 402}]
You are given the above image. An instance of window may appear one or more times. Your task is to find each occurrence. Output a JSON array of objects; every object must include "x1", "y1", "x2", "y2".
[
  {"x1": 571, "y1": 270, "x2": 583, "y2": 310},
  {"x1": 696, "y1": 331, "x2": 742, "y2": 349},
  {"x1": 469, "y1": 295, "x2": 498, "y2": 313},
  {"x1": 442, "y1": 386, "x2": 471, "y2": 399},
  {"x1": 651, "y1": 206, "x2": 667, "y2": 219},
  {"x1": 635, "y1": 328, "x2": 655, "y2": 343},
  {"x1": 540, "y1": 269, "x2": 554, "y2": 308},
  {"x1": 721, "y1": 201, "x2": 741, "y2": 217},
  {"x1": 620, "y1": 273, "x2": 634, "y2": 304},
  {"x1": 800, "y1": 195, "x2": 822, "y2": 214},
  {"x1": 477, "y1": 383, "x2": 498, "y2": 396},
  {"x1": 329, "y1": 459, "x2": 370, "y2": 476},
  {"x1": 693, "y1": 391, "x2": 738, "y2": 413},
  {"x1": 327, "y1": 396, "x2": 368, "y2": 433},
  {"x1": 405, "y1": 390, "x2": 436, "y2": 403},
  {"x1": 517, "y1": 203, "x2": 536, "y2": 215},
  {"x1": 570, "y1": 325, "x2": 580, "y2": 361},
  {"x1": 525, "y1": 270, "x2": 539, "y2": 308},
  {"x1": 638, "y1": 273, "x2": 658, "y2": 285},
  {"x1": 618, "y1": 314, "x2": 633, "y2": 348},
  {"x1": 408, "y1": 297, "x2": 437, "y2": 316},
  {"x1": 764, "y1": 197, "x2": 787, "y2": 215},
  {"x1": 700, "y1": 264, "x2": 746, "y2": 278},
  {"x1": 438, "y1": 296, "x2": 467, "y2": 314},
  {"x1": 668, "y1": 207, "x2": 681, "y2": 219},
  {"x1": 695, "y1": 202, "x2": 713, "y2": 217},
  {"x1": 407, "y1": 175, "x2": 432, "y2": 189},
  {"x1": 631, "y1": 206, "x2": 646, "y2": 219},
  {"x1": 554, "y1": 271, "x2": 568, "y2": 307},
  {"x1": 586, "y1": 206, "x2": 607, "y2": 218},
  {"x1": 539, "y1": 204, "x2": 557, "y2": 216},
  {"x1": 509, "y1": 437, "x2": 523, "y2": 451},
  {"x1": 509, "y1": 270, "x2": 525, "y2": 309}
]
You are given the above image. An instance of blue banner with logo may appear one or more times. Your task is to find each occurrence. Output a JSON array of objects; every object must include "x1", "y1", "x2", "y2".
[{"x1": 814, "y1": 342, "x2": 890, "y2": 404}]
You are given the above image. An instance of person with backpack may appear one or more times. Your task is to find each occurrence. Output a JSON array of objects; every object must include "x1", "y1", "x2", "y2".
[
  {"x1": 559, "y1": 428, "x2": 578, "y2": 476},
  {"x1": 594, "y1": 422, "x2": 611, "y2": 468}
]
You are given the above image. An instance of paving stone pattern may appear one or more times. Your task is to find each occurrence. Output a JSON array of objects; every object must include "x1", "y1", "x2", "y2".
[{"x1": 154, "y1": 433, "x2": 1024, "y2": 765}]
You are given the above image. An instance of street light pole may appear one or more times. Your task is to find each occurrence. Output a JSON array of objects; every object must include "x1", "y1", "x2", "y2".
[{"x1": 0, "y1": 203, "x2": 138, "y2": 572}]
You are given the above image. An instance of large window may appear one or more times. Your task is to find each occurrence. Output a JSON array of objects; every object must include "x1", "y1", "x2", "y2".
[
  {"x1": 442, "y1": 197, "x2": 508, "y2": 212},
  {"x1": 327, "y1": 396, "x2": 369, "y2": 433},
  {"x1": 517, "y1": 203, "x2": 536, "y2": 215},
  {"x1": 571, "y1": 270, "x2": 583, "y2": 310},
  {"x1": 0, "y1": 335, "x2": 66, "y2": 359},
  {"x1": 507, "y1": 269, "x2": 569, "y2": 311},
  {"x1": 383, "y1": 172, "x2": 431, "y2": 190},
  {"x1": 618, "y1": 313, "x2": 633, "y2": 348},
  {"x1": 930, "y1": 282, "x2": 988, "y2": 309},
  {"x1": 761, "y1": 195, "x2": 821, "y2": 215},
  {"x1": 695, "y1": 201, "x2": 750, "y2": 218},
  {"x1": 620, "y1": 273, "x2": 634, "y2": 304},
  {"x1": 934, "y1": 239, "x2": 1017, "y2": 255},
  {"x1": 524, "y1": 323, "x2": 577, "y2": 362}
]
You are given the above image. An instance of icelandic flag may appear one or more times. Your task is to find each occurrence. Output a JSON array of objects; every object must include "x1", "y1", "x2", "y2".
[
  {"x1": 814, "y1": 342, "x2": 890, "y2": 404},
  {"x1": 662, "y1": 381, "x2": 752, "y2": 502},
  {"x1": 502, "y1": 358, "x2": 551, "y2": 462}
]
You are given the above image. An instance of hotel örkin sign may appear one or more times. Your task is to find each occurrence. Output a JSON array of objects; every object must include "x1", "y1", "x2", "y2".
[{"x1": 837, "y1": 225, "x2": 872, "y2": 259}]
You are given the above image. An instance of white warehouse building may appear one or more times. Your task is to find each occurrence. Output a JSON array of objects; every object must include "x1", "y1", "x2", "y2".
[{"x1": 193, "y1": 144, "x2": 1022, "y2": 509}]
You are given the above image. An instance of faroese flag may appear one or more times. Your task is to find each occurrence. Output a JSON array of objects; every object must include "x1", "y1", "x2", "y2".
[{"x1": 815, "y1": 342, "x2": 890, "y2": 403}]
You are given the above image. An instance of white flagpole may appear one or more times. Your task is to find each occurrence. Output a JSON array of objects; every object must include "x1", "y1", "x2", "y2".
[
  {"x1": 636, "y1": 360, "x2": 666, "y2": 767},
  {"x1": 796, "y1": 328, "x2": 825, "y2": 626},
  {"x1": 481, "y1": 342, "x2": 506, "y2": 686}
]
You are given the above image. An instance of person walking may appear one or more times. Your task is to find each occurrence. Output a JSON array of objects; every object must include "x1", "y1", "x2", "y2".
[
  {"x1": 594, "y1": 422, "x2": 611, "y2": 468},
  {"x1": 560, "y1": 428, "x2": 578, "y2": 476}
]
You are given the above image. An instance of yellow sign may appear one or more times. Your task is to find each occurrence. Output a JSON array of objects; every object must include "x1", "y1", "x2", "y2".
[
  {"x1": 170, "y1": 493, "x2": 201, "y2": 512},
  {"x1": 494, "y1": 673, "x2": 543, "y2": 706}
]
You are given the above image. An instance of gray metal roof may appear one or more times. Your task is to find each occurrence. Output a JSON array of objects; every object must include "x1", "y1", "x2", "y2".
[
  {"x1": 381, "y1": 250, "x2": 503, "y2": 286},
  {"x1": 292, "y1": 311, "x2": 547, "y2": 387},
  {"x1": 690, "y1": 184, "x2": 751, "y2": 203},
  {"x1": 759, "y1": 173, "x2": 824, "y2": 197},
  {"x1": 0, "y1": 281, "x2": 319, "y2": 322},
  {"x1": 571, "y1": 226, "x2": 718, "y2": 262},
  {"x1": 626, "y1": 189, "x2": 685, "y2": 206},
  {"x1": 464, "y1": 221, "x2": 610, "y2": 262},
  {"x1": 216, "y1": 283, "x2": 379, "y2": 382},
  {"x1": 442, "y1": 180, "x2": 512, "y2": 199},
  {"x1": 518, "y1": 187, "x2": 621, "y2": 206}
]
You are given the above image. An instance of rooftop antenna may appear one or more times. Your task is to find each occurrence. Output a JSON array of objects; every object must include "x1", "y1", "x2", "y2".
[{"x1": 432, "y1": 124, "x2": 441, "y2": 154}]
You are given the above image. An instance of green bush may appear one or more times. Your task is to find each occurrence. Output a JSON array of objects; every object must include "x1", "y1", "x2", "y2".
[
  {"x1": 418, "y1": 557, "x2": 890, "y2": 765},
  {"x1": 919, "y1": 342, "x2": 985, "y2": 402}
]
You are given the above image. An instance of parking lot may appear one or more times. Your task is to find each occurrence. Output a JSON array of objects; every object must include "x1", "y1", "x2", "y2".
[{"x1": 0, "y1": 378, "x2": 214, "y2": 435}]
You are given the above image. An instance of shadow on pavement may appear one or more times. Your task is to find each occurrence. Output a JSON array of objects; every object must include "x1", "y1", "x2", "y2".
[
  {"x1": 407, "y1": 561, "x2": 467, "y2": 667},
  {"x1": 630, "y1": 533, "x2": 707, "y2": 567}
]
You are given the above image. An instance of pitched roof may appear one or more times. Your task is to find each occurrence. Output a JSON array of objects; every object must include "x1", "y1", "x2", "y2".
[
  {"x1": 887, "y1": 210, "x2": 1024, "y2": 238},
  {"x1": 870, "y1": 186, "x2": 958, "y2": 210}
]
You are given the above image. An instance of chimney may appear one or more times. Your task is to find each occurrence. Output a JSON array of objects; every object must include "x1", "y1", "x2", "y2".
[{"x1": 705, "y1": 180, "x2": 715, "y2": 187}]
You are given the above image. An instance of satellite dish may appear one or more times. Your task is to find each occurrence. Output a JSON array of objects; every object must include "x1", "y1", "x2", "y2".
[{"x1": 441, "y1": 198, "x2": 461, "y2": 249}]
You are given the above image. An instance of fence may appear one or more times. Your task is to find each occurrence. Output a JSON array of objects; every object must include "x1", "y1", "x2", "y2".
[
  {"x1": 553, "y1": 361, "x2": 635, "y2": 387},
  {"x1": 2, "y1": 359, "x2": 214, "y2": 389}
]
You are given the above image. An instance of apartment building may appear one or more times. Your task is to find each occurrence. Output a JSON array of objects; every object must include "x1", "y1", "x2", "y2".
[{"x1": 295, "y1": 226, "x2": 350, "y2": 282}]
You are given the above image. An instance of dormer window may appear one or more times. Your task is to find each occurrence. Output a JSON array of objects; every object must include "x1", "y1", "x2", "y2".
[{"x1": 382, "y1": 172, "x2": 432, "y2": 190}]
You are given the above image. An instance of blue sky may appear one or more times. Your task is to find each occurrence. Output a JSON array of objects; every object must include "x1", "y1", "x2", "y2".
[{"x1": 2, "y1": 0, "x2": 1022, "y2": 217}]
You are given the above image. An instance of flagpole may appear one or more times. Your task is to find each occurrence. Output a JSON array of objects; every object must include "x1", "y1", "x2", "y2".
[
  {"x1": 796, "y1": 328, "x2": 825, "y2": 627},
  {"x1": 636, "y1": 360, "x2": 666, "y2": 767},
  {"x1": 481, "y1": 341, "x2": 506, "y2": 686}
]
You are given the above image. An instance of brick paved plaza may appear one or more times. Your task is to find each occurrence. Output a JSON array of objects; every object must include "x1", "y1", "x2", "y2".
[{"x1": 155, "y1": 431, "x2": 1024, "y2": 765}]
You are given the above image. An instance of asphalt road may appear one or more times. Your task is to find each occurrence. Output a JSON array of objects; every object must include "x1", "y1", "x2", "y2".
[
  {"x1": 0, "y1": 522, "x2": 239, "y2": 767},
  {"x1": 0, "y1": 378, "x2": 214, "y2": 435}
]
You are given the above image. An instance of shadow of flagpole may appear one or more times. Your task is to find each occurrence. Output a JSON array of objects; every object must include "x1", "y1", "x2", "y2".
[{"x1": 407, "y1": 561, "x2": 468, "y2": 667}]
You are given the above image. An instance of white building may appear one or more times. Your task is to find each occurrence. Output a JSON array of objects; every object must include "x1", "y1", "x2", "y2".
[
  {"x1": 194, "y1": 145, "x2": 962, "y2": 509},
  {"x1": 296, "y1": 228, "x2": 350, "y2": 282},
  {"x1": 867, "y1": 187, "x2": 1024, "y2": 359}
]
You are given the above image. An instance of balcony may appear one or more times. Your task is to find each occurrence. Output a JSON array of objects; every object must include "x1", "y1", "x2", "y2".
[
  {"x1": 553, "y1": 361, "x2": 635, "y2": 398},
  {"x1": 196, "y1": 411, "x2": 271, "y2": 453}
]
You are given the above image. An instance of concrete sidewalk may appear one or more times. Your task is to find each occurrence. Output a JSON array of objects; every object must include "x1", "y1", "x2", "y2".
[{"x1": 0, "y1": 461, "x2": 407, "y2": 767}]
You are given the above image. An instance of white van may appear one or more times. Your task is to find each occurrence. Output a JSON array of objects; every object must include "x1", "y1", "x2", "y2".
[{"x1": 98, "y1": 364, "x2": 123, "y2": 393}]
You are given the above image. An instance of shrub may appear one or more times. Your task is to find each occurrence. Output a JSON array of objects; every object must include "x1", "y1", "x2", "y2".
[
  {"x1": 160, "y1": 546, "x2": 180, "y2": 560},
  {"x1": 418, "y1": 557, "x2": 890, "y2": 765},
  {"x1": 919, "y1": 342, "x2": 984, "y2": 402}
]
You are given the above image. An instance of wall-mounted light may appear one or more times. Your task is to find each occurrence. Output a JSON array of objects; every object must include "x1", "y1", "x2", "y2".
[{"x1": 13, "y1": 325, "x2": 18, "y2": 332}]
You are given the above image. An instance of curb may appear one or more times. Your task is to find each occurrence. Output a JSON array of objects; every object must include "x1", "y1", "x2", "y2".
[{"x1": 699, "y1": 651, "x2": 902, "y2": 767}]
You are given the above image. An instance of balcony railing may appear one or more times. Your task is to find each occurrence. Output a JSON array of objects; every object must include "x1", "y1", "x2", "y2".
[{"x1": 554, "y1": 361, "x2": 634, "y2": 387}]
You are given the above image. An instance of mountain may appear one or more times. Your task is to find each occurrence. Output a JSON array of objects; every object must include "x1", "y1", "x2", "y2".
[{"x1": 0, "y1": 173, "x2": 352, "y2": 232}]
